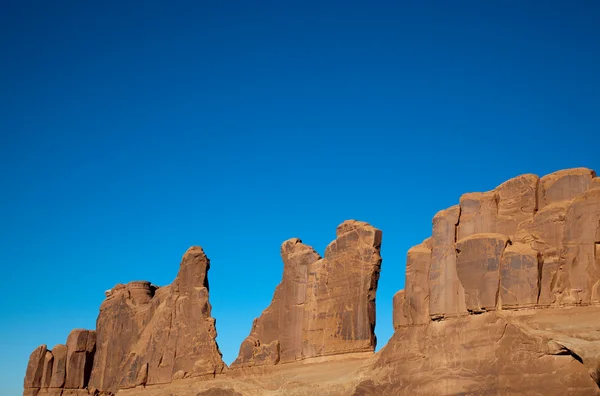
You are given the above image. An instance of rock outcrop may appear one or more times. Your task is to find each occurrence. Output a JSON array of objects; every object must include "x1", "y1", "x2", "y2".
[
  {"x1": 24, "y1": 330, "x2": 96, "y2": 396},
  {"x1": 381, "y1": 167, "x2": 600, "y2": 394},
  {"x1": 402, "y1": 167, "x2": 599, "y2": 323},
  {"x1": 232, "y1": 220, "x2": 382, "y2": 367},
  {"x1": 25, "y1": 246, "x2": 225, "y2": 396},
  {"x1": 23, "y1": 167, "x2": 600, "y2": 395},
  {"x1": 91, "y1": 246, "x2": 225, "y2": 392},
  {"x1": 356, "y1": 308, "x2": 600, "y2": 395}
]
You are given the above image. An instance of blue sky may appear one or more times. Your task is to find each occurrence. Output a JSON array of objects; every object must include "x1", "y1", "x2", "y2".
[{"x1": 1, "y1": 1, "x2": 599, "y2": 394}]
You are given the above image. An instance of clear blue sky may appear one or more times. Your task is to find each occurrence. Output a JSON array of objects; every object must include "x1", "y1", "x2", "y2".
[{"x1": 1, "y1": 1, "x2": 598, "y2": 395}]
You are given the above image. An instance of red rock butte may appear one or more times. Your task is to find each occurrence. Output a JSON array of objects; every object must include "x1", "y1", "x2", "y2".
[{"x1": 23, "y1": 167, "x2": 600, "y2": 395}]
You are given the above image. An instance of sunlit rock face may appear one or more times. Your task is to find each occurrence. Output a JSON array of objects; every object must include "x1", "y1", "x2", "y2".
[{"x1": 232, "y1": 220, "x2": 382, "y2": 367}]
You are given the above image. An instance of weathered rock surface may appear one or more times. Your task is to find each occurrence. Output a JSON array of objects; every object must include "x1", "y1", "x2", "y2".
[
  {"x1": 92, "y1": 247, "x2": 225, "y2": 391},
  {"x1": 26, "y1": 246, "x2": 225, "y2": 396},
  {"x1": 538, "y1": 167, "x2": 595, "y2": 208},
  {"x1": 428, "y1": 205, "x2": 466, "y2": 318},
  {"x1": 49, "y1": 344, "x2": 67, "y2": 388},
  {"x1": 515, "y1": 201, "x2": 569, "y2": 305},
  {"x1": 392, "y1": 290, "x2": 408, "y2": 329},
  {"x1": 24, "y1": 334, "x2": 95, "y2": 396},
  {"x1": 232, "y1": 220, "x2": 382, "y2": 367},
  {"x1": 302, "y1": 221, "x2": 382, "y2": 359},
  {"x1": 41, "y1": 350, "x2": 53, "y2": 388},
  {"x1": 231, "y1": 238, "x2": 321, "y2": 367},
  {"x1": 425, "y1": 167, "x2": 599, "y2": 319},
  {"x1": 356, "y1": 308, "x2": 600, "y2": 395},
  {"x1": 65, "y1": 330, "x2": 95, "y2": 389},
  {"x1": 23, "y1": 168, "x2": 600, "y2": 395},
  {"x1": 499, "y1": 243, "x2": 540, "y2": 308},
  {"x1": 456, "y1": 233, "x2": 508, "y2": 312},
  {"x1": 402, "y1": 239, "x2": 431, "y2": 325},
  {"x1": 88, "y1": 281, "x2": 155, "y2": 392},
  {"x1": 24, "y1": 345, "x2": 47, "y2": 390}
]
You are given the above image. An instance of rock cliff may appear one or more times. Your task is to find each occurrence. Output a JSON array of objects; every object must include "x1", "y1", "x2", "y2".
[
  {"x1": 371, "y1": 167, "x2": 600, "y2": 394},
  {"x1": 25, "y1": 246, "x2": 224, "y2": 396},
  {"x1": 24, "y1": 329, "x2": 95, "y2": 396},
  {"x1": 231, "y1": 220, "x2": 382, "y2": 367},
  {"x1": 23, "y1": 167, "x2": 600, "y2": 395}
]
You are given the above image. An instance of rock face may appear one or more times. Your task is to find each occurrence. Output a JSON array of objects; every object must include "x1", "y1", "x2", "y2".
[
  {"x1": 23, "y1": 168, "x2": 600, "y2": 395},
  {"x1": 371, "y1": 167, "x2": 600, "y2": 394},
  {"x1": 356, "y1": 309, "x2": 600, "y2": 395},
  {"x1": 65, "y1": 330, "x2": 95, "y2": 389},
  {"x1": 49, "y1": 345, "x2": 67, "y2": 388},
  {"x1": 90, "y1": 246, "x2": 225, "y2": 392},
  {"x1": 232, "y1": 220, "x2": 382, "y2": 367},
  {"x1": 24, "y1": 332, "x2": 96, "y2": 396},
  {"x1": 25, "y1": 246, "x2": 225, "y2": 396},
  {"x1": 423, "y1": 167, "x2": 599, "y2": 318}
]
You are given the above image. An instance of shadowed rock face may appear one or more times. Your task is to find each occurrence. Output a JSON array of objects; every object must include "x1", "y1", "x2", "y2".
[{"x1": 232, "y1": 220, "x2": 382, "y2": 368}]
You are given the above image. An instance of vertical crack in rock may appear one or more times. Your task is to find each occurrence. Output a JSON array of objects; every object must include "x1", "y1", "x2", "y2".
[{"x1": 537, "y1": 251, "x2": 544, "y2": 304}]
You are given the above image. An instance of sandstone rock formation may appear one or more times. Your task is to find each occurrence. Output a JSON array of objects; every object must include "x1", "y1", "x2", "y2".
[
  {"x1": 232, "y1": 220, "x2": 382, "y2": 367},
  {"x1": 91, "y1": 246, "x2": 225, "y2": 392},
  {"x1": 421, "y1": 167, "x2": 599, "y2": 320},
  {"x1": 355, "y1": 308, "x2": 600, "y2": 395},
  {"x1": 25, "y1": 246, "x2": 224, "y2": 396},
  {"x1": 24, "y1": 330, "x2": 96, "y2": 396},
  {"x1": 383, "y1": 167, "x2": 600, "y2": 394},
  {"x1": 23, "y1": 168, "x2": 600, "y2": 395}
]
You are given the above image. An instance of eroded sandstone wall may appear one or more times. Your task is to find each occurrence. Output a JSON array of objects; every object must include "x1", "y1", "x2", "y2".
[
  {"x1": 394, "y1": 167, "x2": 599, "y2": 326},
  {"x1": 24, "y1": 330, "x2": 95, "y2": 396},
  {"x1": 24, "y1": 247, "x2": 225, "y2": 396},
  {"x1": 379, "y1": 167, "x2": 600, "y2": 394},
  {"x1": 231, "y1": 220, "x2": 382, "y2": 368}
]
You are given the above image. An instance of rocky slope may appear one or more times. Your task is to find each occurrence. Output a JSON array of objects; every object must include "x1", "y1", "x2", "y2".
[{"x1": 23, "y1": 168, "x2": 600, "y2": 395}]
